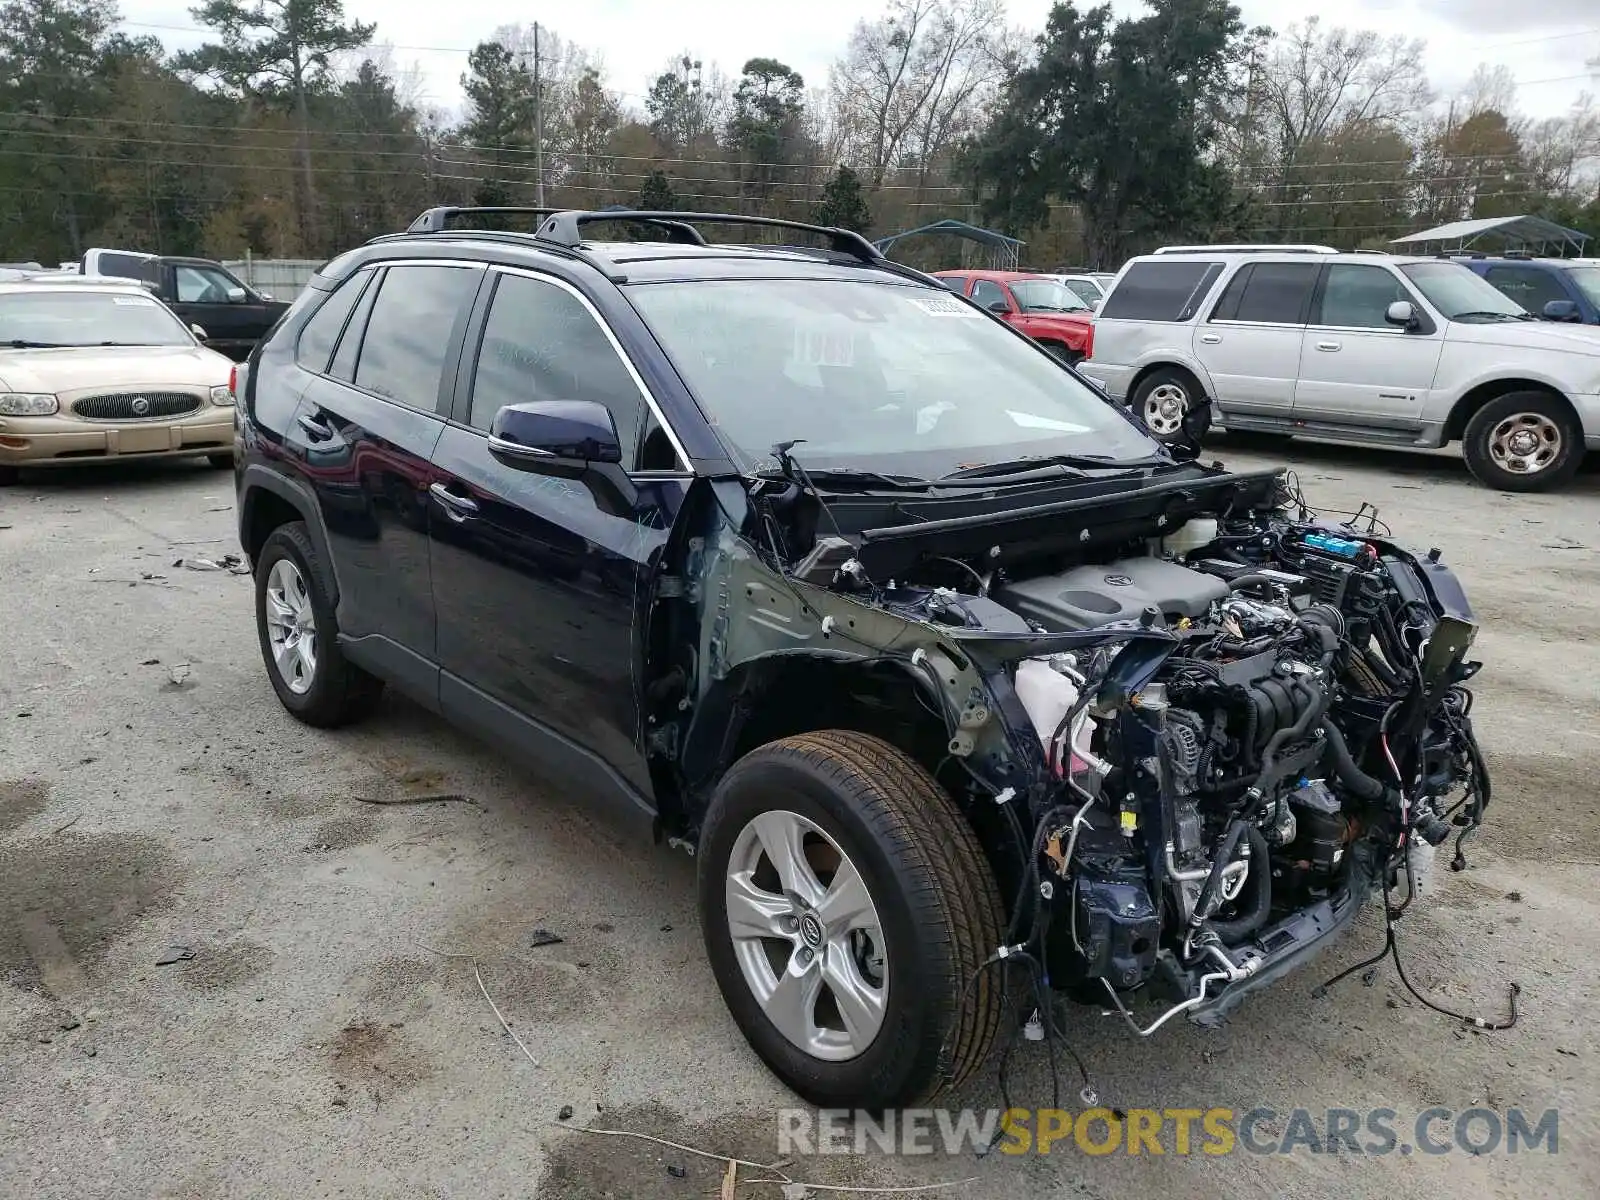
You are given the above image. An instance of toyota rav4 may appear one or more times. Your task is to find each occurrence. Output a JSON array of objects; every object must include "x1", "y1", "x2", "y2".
[{"x1": 234, "y1": 209, "x2": 1494, "y2": 1110}]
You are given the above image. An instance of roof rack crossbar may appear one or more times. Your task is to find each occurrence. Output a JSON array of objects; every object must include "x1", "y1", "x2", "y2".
[{"x1": 536, "y1": 210, "x2": 885, "y2": 263}]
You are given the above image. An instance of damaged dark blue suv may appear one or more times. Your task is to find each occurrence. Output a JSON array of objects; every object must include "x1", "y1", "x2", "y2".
[{"x1": 235, "y1": 208, "x2": 1493, "y2": 1110}]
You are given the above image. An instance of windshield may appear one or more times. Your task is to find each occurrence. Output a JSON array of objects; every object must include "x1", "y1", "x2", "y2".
[
  {"x1": 626, "y1": 279, "x2": 1157, "y2": 477},
  {"x1": 0, "y1": 290, "x2": 192, "y2": 346},
  {"x1": 1566, "y1": 266, "x2": 1600, "y2": 309},
  {"x1": 1009, "y1": 279, "x2": 1091, "y2": 313},
  {"x1": 1399, "y1": 263, "x2": 1529, "y2": 322}
]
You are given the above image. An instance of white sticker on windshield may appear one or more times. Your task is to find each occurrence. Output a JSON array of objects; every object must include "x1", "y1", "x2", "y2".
[
  {"x1": 1006, "y1": 410, "x2": 1091, "y2": 433},
  {"x1": 909, "y1": 294, "x2": 981, "y2": 317},
  {"x1": 112, "y1": 296, "x2": 157, "y2": 306},
  {"x1": 793, "y1": 326, "x2": 856, "y2": 367}
]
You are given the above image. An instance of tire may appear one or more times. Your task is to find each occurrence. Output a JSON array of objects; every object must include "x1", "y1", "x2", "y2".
[
  {"x1": 0, "y1": 465, "x2": 18, "y2": 487},
  {"x1": 206, "y1": 452, "x2": 234, "y2": 470},
  {"x1": 254, "y1": 521, "x2": 383, "y2": 727},
  {"x1": 1041, "y1": 341, "x2": 1082, "y2": 367},
  {"x1": 698, "y1": 730, "x2": 1004, "y2": 1110},
  {"x1": 1462, "y1": 391, "x2": 1584, "y2": 493},
  {"x1": 1131, "y1": 367, "x2": 1211, "y2": 446}
]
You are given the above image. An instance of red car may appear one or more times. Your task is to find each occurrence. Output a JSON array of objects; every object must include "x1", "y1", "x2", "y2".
[{"x1": 933, "y1": 270, "x2": 1094, "y2": 364}]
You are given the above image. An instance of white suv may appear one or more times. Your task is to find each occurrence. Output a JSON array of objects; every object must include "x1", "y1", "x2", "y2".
[{"x1": 1080, "y1": 246, "x2": 1600, "y2": 491}]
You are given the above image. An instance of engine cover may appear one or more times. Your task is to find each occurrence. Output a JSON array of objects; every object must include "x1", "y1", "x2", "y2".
[{"x1": 995, "y1": 557, "x2": 1230, "y2": 631}]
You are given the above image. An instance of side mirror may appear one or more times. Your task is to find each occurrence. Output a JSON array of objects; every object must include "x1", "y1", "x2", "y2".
[
  {"x1": 985, "y1": 298, "x2": 1010, "y2": 315},
  {"x1": 1385, "y1": 300, "x2": 1418, "y2": 330},
  {"x1": 190, "y1": 323, "x2": 208, "y2": 340},
  {"x1": 225, "y1": 286, "x2": 247, "y2": 303},
  {"x1": 488, "y1": 400, "x2": 623, "y2": 476},
  {"x1": 1543, "y1": 299, "x2": 1581, "y2": 323}
]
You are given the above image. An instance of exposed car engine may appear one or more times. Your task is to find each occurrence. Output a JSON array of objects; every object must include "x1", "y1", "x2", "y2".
[{"x1": 859, "y1": 500, "x2": 1489, "y2": 1031}]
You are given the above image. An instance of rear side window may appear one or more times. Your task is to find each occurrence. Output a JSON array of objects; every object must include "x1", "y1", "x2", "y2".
[
  {"x1": 1484, "y1": 265, "x2": 1568, "y2": 312},
  {"x1": 352, "y1": 265, "x2": 479, "y2": 411},
  {"x1": 1210, "y1": 263, "x2": 1319, "y2": 323},
  {"x1": 94, "y1": 252, "x2": 156, "y2": 283},
  {"x1": 1099, "y1": 261, "x2": 1222, "y2": 321},
  {"x1": 295, "y1": 271, "x2": 370, "y2": 373}
]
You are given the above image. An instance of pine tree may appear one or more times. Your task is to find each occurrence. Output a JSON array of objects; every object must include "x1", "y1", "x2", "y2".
[
  {"x1": 815, "y1": 165, "x2": 871, "y2": 234},
  {"x1": 638, "y1": 169, "x2": 676, "y2": 210}
]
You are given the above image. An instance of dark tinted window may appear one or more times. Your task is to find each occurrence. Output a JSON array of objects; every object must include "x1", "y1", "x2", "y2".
[
  {"x1": 352, "y1": 265, "x2": 478, "y2": 410},
  {"x1": 971, "y1": 279, "x2": 1008, "y2": 310},
  {"x1": 1484, "y1": 265, "x2": 1568, "y2": 312},
  {"x1": 95, "y1": 252, "x2": 155, "y2": 283},
  {"x1": 467, "y1": 272, "x2": 649, "y2": 466},
  {"x1": 1316, "y1": 265, "x2": 1408, "y2": 329},
  {"x1": 1212, "y1": 263, "x2": 1318, "y2": 323},
  {"x1": 1099, "y1": 261, "x2": 1222, "y2": 321},
  {"x1": 295, "y1": 271, "x2": 369, "y2": 373}
]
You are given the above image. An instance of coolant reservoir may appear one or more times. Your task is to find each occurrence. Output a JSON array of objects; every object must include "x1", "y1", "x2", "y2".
[
  {"x1": 1014, "y1": 659, "x2": 1097, "y2": 775},
  {"x1": 1162, "y1": 517, "x2": 1219, "y2": 558}
]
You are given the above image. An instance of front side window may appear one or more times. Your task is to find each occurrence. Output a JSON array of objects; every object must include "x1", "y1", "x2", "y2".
[
  {"x1": 1098, "y1": 261, "x2": 1221, "y2": 321},
  {"x1": 626, "y1": 279, "x2": 1159, "y2": 479},
  {"x1": 1483, "y1": 266, "x2": 1568, "y2": 312},
  {"x1": 1062, "y1": 278, "x2": 1103, "y2": 305},
  {"x1": 468, "y1": 273, "x2": 651, "y2": 467},
  {"x1": 970, "y1": 279, "x2": 1008, "y2": 311},
  {"x1": 175, "y1": 265, "x2": 240, "y2": 303},
  {"x1": 0, "y1": 289, "x2": 193, "y2": 347},
  {"x1": 352, "y1": 264, "x2": 478, "y2": 410},
  {"x1": 1399, "y1": 262, "x2": 1527, "y2": 323},
  {"x1": 1316, "y1": 265, "x2": 1411, "y2": 329},
  {"x1": 1567, "y1": 267, "x2": 1600, "y2": 309},
  {"x1": 1008, "y1": 279, "x2": 1091, "y2": 313}
]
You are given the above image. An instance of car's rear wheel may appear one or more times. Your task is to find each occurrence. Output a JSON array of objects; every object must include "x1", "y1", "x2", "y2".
[
  {"x1": 254, "y1": 521, "x2": 382, "y2": 727},
  {"x1": 0, "y1": 465, "x2": 18, "y2": 487},
  {"x1": 698, "y1": 730, "x2": 1003, "y2": 1110},
  {"x1": 1462, "y1": 392, "x2": 1583, "y2": 492},
  {"x1": 1131, "y1": 367, "x2": 1210, "y2": 445}
]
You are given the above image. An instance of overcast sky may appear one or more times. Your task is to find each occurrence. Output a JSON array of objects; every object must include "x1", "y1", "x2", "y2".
[{"x1": 119, "y1": 0, "x2": 1599, "y2": 122}]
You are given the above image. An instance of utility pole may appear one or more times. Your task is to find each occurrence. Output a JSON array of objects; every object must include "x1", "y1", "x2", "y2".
[{"x1": 533, "y1": 22, "x2": 545, "y2": 207}]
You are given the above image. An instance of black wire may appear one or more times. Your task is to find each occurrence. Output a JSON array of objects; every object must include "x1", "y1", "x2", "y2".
[{"x1": 1313, "y1": 873, "x2": 1520, "y2": 1030}]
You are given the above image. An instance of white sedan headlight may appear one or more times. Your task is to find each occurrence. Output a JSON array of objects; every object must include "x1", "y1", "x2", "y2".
[
  {"x1": 210, "y1": 384, "x2": 235, "y2": 407},
  {"x1": 0, "y1": 392, "x2": 57, "y2": 416}
]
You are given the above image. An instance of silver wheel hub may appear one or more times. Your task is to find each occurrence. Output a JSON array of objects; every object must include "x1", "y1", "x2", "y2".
[
  {"x1": 264, "y1": 558, "x2": 317, "y2": 695},
  {"x1": 725, "y1": 810, "x2": 888, "y2": 1061},
  {"x1": 1487, "y1": 412, "x2": 1561, "y2": 476},
  {"x1": 1144, "y1": 383, "x2": 1188, "y2": 436}
]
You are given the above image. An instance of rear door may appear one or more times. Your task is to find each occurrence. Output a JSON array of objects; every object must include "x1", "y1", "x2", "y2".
[
  {"x1": 1292, "y1": 263, "x2": 1445, "y2": 434},
  {"x1": 428, "y1": 267, "x2": 693, "y2": 805},
  {"x1": 288, "y1": 260, "x2": 485, "y2": 698},
  {"x1": 1194, "y1": 261, "x2": 1318, "y2": 421}
]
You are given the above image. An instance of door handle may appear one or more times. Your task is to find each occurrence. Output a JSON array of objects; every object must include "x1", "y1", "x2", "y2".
[
  {"x1": 429, "y1": 481, "x2": 479, "y2": 521},
  {"x1": 295, "y1": 410, "x2": 334, "y2": 440},
  {"x1": 1199, "y1": 333, "x2": 1221, "y2": 344},
  {"x1": 1315, "y1": 341, "x2": 1341, "y2": 352}
]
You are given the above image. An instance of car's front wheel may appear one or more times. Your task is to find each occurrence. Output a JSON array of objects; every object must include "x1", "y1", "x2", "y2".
[
  {"x1": 698, "y1": 731, "x2": 1004, "y2": 1110},
  {"x1": 1462, "y1": 392, "x2": 1584, "y2": 492},
  {"x1": 254, "y1": 521, "x2": 383, "y2": 727}
]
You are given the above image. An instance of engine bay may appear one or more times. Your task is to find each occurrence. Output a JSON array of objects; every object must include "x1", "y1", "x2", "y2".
[{"x1": 818, "y1": 491, "x2": 1490, "y2": 1029}]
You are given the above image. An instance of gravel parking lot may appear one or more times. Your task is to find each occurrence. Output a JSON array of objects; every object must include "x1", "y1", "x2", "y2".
[{"x1": 2, "y1": 441, "x2": 1597, "y2": 1199}]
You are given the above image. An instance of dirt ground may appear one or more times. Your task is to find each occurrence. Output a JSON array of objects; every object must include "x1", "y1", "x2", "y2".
[{"x1": 1, "y1": 439, "x2": 1597, "y2": 1199}]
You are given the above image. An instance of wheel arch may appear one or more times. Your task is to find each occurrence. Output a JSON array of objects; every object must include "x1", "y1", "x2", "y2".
[
  {"x1": 239, "y1": 465, "x2": 340, "y2": 605},
  {"x1": 1128, "y1": 360, "x2": 1209, "y2": 407},
  {"x1": 1443, "y1": 378, "x2": 1578, "y2": 443}
]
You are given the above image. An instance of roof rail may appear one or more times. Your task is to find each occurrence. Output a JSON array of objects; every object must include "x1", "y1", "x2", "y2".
[
  {"x1": 1153, "y1": 243, "x2": 1340, "y2": 255},
  {"x1": 534, "y1": 210, "x2": 885, "y2": 264},
  {"x1": 407, "y1": 207, "x2": 560, "y2": 233}
]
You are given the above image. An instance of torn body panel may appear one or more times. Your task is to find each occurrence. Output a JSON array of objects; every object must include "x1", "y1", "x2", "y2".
[{"x1": 641, "y1": 462, "x2": 1491, "y2": 1037}]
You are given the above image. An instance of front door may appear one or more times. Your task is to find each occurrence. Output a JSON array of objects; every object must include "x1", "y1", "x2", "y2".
[
  {"x1": 428, "y1": 268, "x2": 692, "y2": 805},
  {"x1": 1292, "y1": 263, "x2": 1444, "y2": 434},
  {"x1": 287, "y1": 262, "x2": 484, "y2": 685},
  {"x1": 168, "y1": 262, "x2": 273, "y2": 358},
  {"x1": 1194, "y1": 261, "x2": 1319, "y2": 422}
]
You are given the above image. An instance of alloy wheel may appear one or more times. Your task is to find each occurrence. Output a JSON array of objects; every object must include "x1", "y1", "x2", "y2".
[
  {"x1": 725, "y1": 810, "x2": 888, "y2": 1061},
  {"x1": 264, "y1": 558, "x2": 317, "y2": 695}
]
